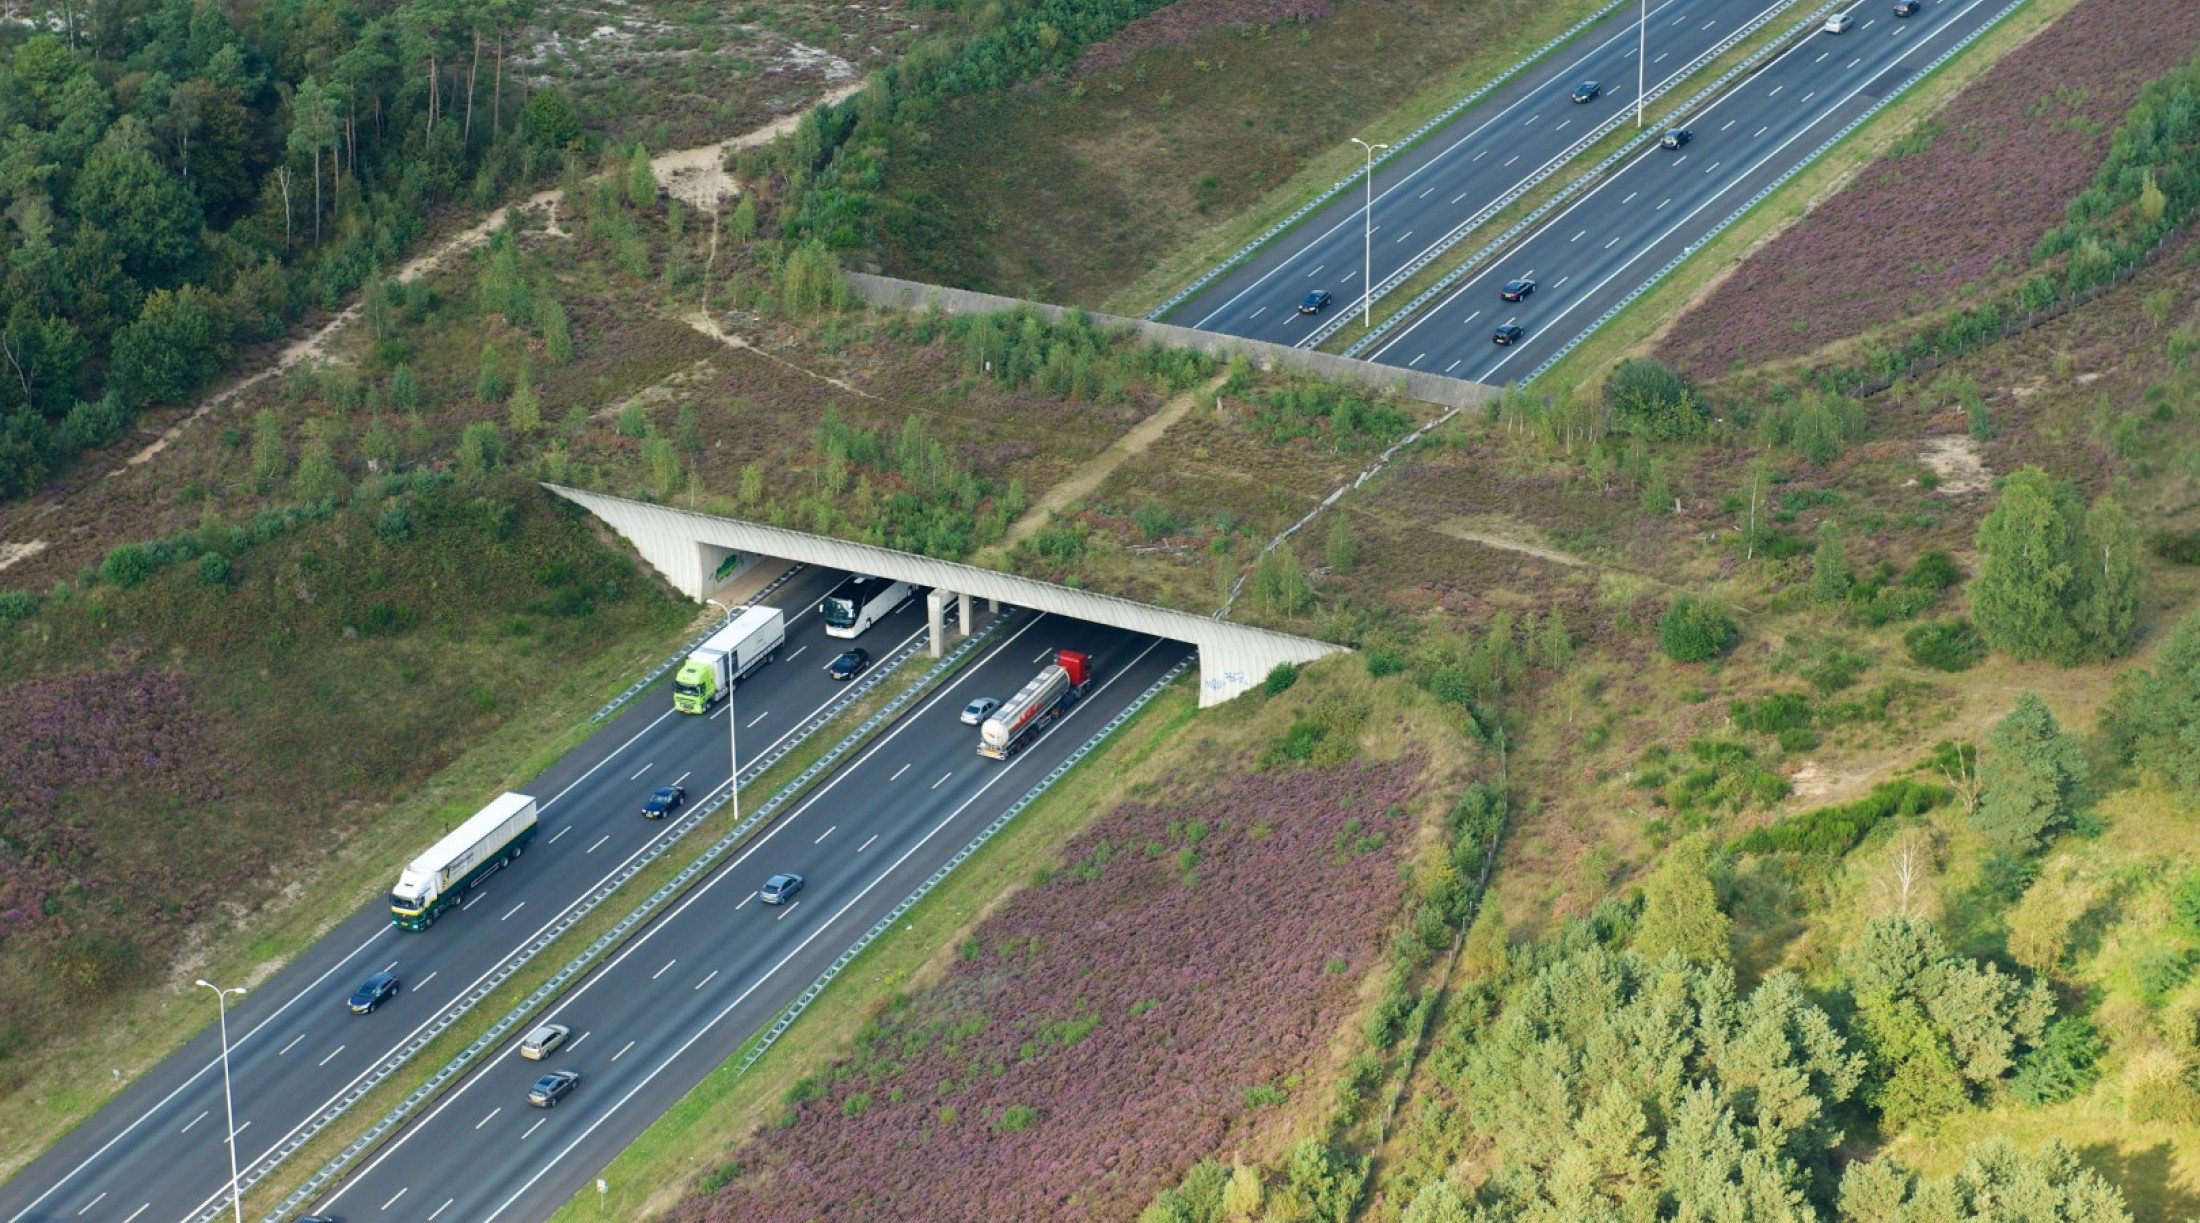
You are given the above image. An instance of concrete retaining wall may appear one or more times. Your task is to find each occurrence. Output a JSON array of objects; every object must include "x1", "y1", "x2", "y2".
[{"x1": 844, "y1": 272, "x2": 1498, "y2": 414}]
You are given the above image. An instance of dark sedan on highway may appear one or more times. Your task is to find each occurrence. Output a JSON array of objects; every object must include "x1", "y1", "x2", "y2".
[
  {"x1": 1500, "y1": 278, "x2": 1536, "y2": 302},
  {"x1": 348, "y1": 971, "x2": 400, "y2": 1014},
  {"x1": 1571, "y1": 81, "x2": 1601, "y2": 103},
  {"x1": 641, "y1": 784, "x2": 685, "y2": 819},
  {"x1": 1660, "y1": 128, "x2": 1693, "y2": 150},
  {"x1": 1492, "y1": 324, "x2": 1525, "y2": 346},
  {"x1": 828, "y1": 649, "x2": 870, "y2": 680},
  {"x1": 528, "y1": 1070, "x2": 580, "y2": 1107},
  {"x1": 1298, "y1": 290, "x2": 1333, "y2": 315}
]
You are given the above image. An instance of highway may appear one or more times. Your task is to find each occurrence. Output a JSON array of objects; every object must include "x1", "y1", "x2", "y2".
[
  {"x1": 1364, "y1": 0, "x2": 2013, "y2": 380},
  {"x1": 304, "y1": 620, "x2": 1190, "y2": 1222},
  {"x1": 0, "y1": 566, "x2": 950, "y2": 1223},
  {"x1": 1172, "y1": 0, "x2": 1803, "y2": 343}
]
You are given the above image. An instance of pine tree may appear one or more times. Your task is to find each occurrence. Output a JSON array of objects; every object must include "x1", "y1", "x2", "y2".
[
  {"x1": 1461, "y1": 900, "x2": 1510, "y2": 980},
  {"x1": 1813, "y1": 520, "x2": 1851, "y2": 605},
  {"x1": 626, "y1": 144, "x2": 657, "y2": 208},
  {"x1": 1975, "y1": 692, "x2": 2085, "y2": 851},
  {"x1": 1400, "y1": 1178, "x2": 1471, "y2": 1223},
  {"x1": 1325, "y1": 513, "x2": 1358, "y2": 574},
  {"x1": 2108, "y1": 608, "x2": 2200, "y2": 800},
  {"x1": 1980, "y1": 466, "x2": 2076, "y2": 659},
  {"x1": 1631, "y1": 836, "x2": 1732, "y2": 967},
  {"x1": 539, "y1": 296, "x2": 573, "y2": 363},
  {"x1": 1221, "y1": 1162, "x2": 1264, "y2": 1222},
  {"x1": 2072, "y1": 496, "x2": 2141, "y2": 661},
  {"x1": 507, "y1": 362, "x2": 540, "y2": 434}
]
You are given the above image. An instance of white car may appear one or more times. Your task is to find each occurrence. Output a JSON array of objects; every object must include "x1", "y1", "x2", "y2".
[
  {"x1": 1824, "y1": 11, "x2": 1854, "y2": 30},
  {"x1": 960, "y1": 697, "x2": 1001, "y2": 725},
  {"x1": 519, "y1": 1022, "x2": 570, "y2": 1060}
]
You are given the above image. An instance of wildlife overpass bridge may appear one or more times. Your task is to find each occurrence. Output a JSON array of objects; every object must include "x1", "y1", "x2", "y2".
[{"x1": 547, "y1": 486, "x2": 1347, "y2": 707}]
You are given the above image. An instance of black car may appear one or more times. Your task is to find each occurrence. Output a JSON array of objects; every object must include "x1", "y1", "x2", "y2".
[
  {"x1": 1660, "y1": 128, "x2": 1693, "y2": 150},
  {"x1": 759, "y1": 872, "x2": 806, "y2": 905},
  {"x1": 1892, "y1": 0, "x2": 1919, "y2": 13},
  {"x1": 1570, "y1": 81, "x2": 1601, "y2": 103},
  {"x1": 1492, "y1": 324, "x2": 1525, "y2": 346},
  {"x1": 828, "y1": 649, "x2": 870, "y2": 680},
  {"x1": 1298, "y1": 290, "x2": 1333, "y2": 315},
  {"x1": 347, "y1": 971, "x2": 400, "y2": 1014},
  {"x1": 1500, "y1": 278, "x2": 1536, "y2": 302},
  {"x1": 528, "y1": 1069, "x2": 581, "y2": 1107},
  {"x1": 641, "y1": 784, "x2": 685, "y2": 819}
]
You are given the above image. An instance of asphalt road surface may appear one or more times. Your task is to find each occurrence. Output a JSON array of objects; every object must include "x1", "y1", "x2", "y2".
[
  {"x1": 305, "y1": 618, "x2": 1191, "y2": 1222},
  {"x1": 1172, "y1": 0, "x2": 1802, "y2": 342},
  {"x1": 1364, "y1": 0, "x2": 2012, "y2": 380},
  {"x1": 0, "y1": 566, "x2": 954, "y2": 1223}
]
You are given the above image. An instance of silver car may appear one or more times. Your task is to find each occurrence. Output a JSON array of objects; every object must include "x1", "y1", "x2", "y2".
[
  {"x1": 960, "y1": 697, "x2": 1001, "y2": 725},
  {"x1": 520, "y1": 1022, "x2": 570, "y2": 1060}
]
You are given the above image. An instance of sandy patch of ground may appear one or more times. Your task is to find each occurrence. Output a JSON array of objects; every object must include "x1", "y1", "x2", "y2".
[
  {"x1": 1919, "y1": 435, "x2": 1991, "y2": 496},
  {"x1": 0, "y1": 539, "x2": 46, "y2": 571},
  {"x1": 658, "y1": 79, "x2": 865, "y2": 211},
  {"x1": 1432, "y1": 515, "x2": 1591, "y2": 568}
]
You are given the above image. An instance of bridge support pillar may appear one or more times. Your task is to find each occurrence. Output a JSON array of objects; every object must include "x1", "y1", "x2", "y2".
[
  {"x1": 959, "y1": 591, "x2": 972, "y2": 638},
  {"x1": 925, "y1": 589, "x2": 948, "y2": 658}
]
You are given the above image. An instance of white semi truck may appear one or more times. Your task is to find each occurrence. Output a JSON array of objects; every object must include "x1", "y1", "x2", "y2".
[
  {"x1": 389, "y1": 792, "x2": 538, "y2": 931},
  {"x1": 673, "y1": 605, "x2": 787, "y2": 713}
]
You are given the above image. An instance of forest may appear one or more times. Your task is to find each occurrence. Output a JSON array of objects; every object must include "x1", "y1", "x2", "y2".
[{"x1": 0, "y1": 0, "x2": 582, "y2": 500}]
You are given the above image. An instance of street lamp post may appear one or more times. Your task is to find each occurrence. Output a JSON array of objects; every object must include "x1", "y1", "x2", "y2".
[
  {"x1": 1638, "y1": 0, "x2": 1647, "y2": 128},
  {"x1": 727, "y1": 681, "x2": 741, "y2": 825},
  {"x1": 1349, "y1": 137, "x2": 1390, "y2": 328},
  {"x1": 196, "y1": 979, "x2": 247, "y2": 1223}
]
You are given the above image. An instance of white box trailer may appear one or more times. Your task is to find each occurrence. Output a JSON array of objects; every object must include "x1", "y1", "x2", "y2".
[
  {"x1": 389, "y1": 792, "x2": 538, "y2": 931},
  {"x1": 673, "y1": 605, "x2": 787, "y2": 713}
]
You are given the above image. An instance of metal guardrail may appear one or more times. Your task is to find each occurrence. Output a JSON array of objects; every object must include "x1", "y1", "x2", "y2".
[
  {"x1": 588, "y1": 564, "x2": 808, "y2": 723},
  {"x1": 1307, "y1": 0, "x2": 1826, "y2": 351},
  {"x1": 731, "y1": 654, "x2": 1197, "y2": 1076},
  {"x1": 1519, "y1": 0, "x2": 2030, "y2": 384},
  {"x1": 1340, "y1": 0, "x2": 1843, "y2": 359},
  {"x1": 244, "y1": 618, "x2": 1005, "y2": 1223},
  {"x1": 1143, "y1": 0, "x2": 1636, "y2": 323}
]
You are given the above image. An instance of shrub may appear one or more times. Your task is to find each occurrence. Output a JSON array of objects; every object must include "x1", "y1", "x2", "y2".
[
  {"x1": 1263, "y1": 662, "x2": 1300, "y2": 696},
  {"x1": 1733, "y1": 779, "x2": 1950, "y2": 855},
  {"x1": 1604, "y1": 358, "x2": 1705, "y2": 439},
  {"x1": 376, "y1": 501, "x2": 413, "y2": 541},
  {"x1": 99, "y1": 543, "x2": 156, "y2": 589},
  {"x1": 195, "y1": 552, "x2": 231, "y2": 586},
  {"x1": 0, "y1": 589, "x2": 40, "y2": 620},
  {"x1": 457, "y1": 422, "x2": 505, "y2": 475},
  {"x1": 1365, "y1": 649, "x2": 1406, "y2": 678},
  {"x1": 1905, "y1": 619, "x2": 1985, "y2": 671},
  {"x1": 1731, "y1": 691, "x2": 1814, "y2": 737},
  {"x1": 992, "y1": 1105, "x2": 1037, "y2": 1133},
  {"x1": 1660, "y1": 596, "x2": 1738, "y2": 663},
  {"x1": 2134, "y1": 946, "x2": 2193, "y2": 1004},
  {"x1": 1902, "y1": 549, "x2": 1963, "y2": 591}
]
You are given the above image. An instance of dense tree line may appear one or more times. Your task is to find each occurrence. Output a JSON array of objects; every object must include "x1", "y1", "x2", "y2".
[{"x1": 0, "y1": 0, "x2": 582, "y2": 501}]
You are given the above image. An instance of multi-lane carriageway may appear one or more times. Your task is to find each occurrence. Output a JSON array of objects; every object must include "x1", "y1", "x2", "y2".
[
  {"x1": 1, "y1": 566, "x2": 1191, "y2": 1222},
  {"x1": 1180, "y1": 0, "x2": 2015, "y2": 380}
]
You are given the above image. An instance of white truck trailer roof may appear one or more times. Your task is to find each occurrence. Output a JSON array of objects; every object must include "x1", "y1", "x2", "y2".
[{"x1": 404, "y1": 791, "x2": 537, "y2": 879}]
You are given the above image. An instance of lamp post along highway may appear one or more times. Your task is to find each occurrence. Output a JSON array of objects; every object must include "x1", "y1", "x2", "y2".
[
  {"x1": 1637, "y1": 0, "x2": 1647, "y2": 127},
  {"x1": 1349, "y1": 138, "x2": 1389, "y2": 328},
  {"x1": 196, "y1": 979, "x2": 247, "y2": 1223}
]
